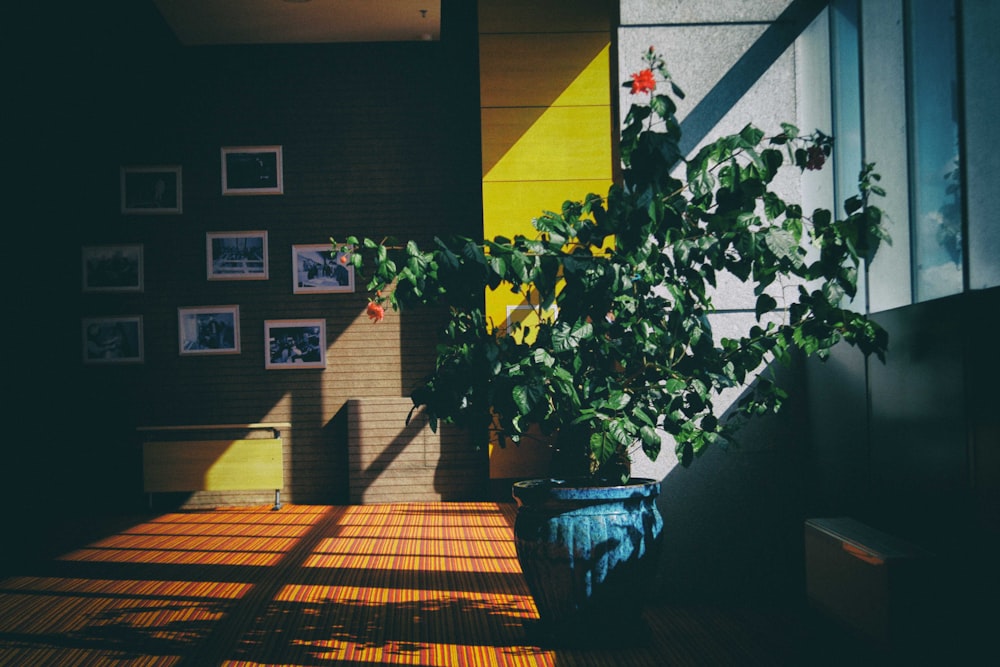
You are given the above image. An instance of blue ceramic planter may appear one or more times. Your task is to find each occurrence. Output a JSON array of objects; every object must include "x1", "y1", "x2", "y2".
[{"x1": 511, "y1": 477, "x2": 664, "y2": 642}]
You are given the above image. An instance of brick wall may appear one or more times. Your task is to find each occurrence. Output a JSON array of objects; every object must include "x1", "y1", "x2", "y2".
[{"x1": 56, "y1": 1, "x2": 483, "y2": 510}]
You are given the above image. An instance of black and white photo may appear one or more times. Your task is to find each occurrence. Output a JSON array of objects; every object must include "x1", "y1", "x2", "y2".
[
  {"x1": 121, "y1": 166, "x2": 182, "y2": 214},
  {"x1": 206, "y1": 231, "x2": 269, "y2": 280},
  {"x1": 82, "y1": 244, "x2": 144, "y2": 292},
  {"x1": 293, "y1": 244, "x2": 355, "y2": 294},
  {"x1": 265, "y1": 319, "x2": 326, "y2": 369},
  {"x1": 178, "y1": 305, "x2": 240, "y2": 355},
  {"x1": 221, "y1": 145, "x2": 283, "y2": 195},
  {"x1": 83, "y1": 316, "x2": 144, "y2": 364}
]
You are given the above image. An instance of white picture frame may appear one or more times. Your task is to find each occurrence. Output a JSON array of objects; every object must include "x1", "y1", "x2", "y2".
[
  {"x1": 292, "y1": 244, "x2": 355, "y2": 294},
  {"x1": 221, "y1": 145, "x2": 283, "y2": 195},
  {"x1": 83, "y1": 316, "x2": 144, "y2": 364},
  {"x1": 206, "y1": 231, "x2": 269, "y2": 280},
  {"x1": 265, "y1": 319, "x2": 326, "y2": 369},
  {"x1": 82, "y1": 244, "x2": 144, "y2": 292},
  {"x1": 178, "y1": 305, "x2": 241, "y2": 355},
  {"x1": 121, "y1": 165, "x2": 182, "y2": 214}
]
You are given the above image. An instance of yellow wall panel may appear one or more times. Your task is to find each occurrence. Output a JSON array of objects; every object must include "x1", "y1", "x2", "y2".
[
  {"x1": 480, "y1": 107, "x2": 546, "y2": 178},
  {"x1": 552, "y1": 44, "x2": 612, "y2": 107},
  {"x1": 479, "y1": 34, "x2": 611, "y2": 108},
  {"x1": 478, "y1": 0, "x2": 613, "y2": 479},
  {"x1": 482, "y1": 179, "x2": 611, "y2": 330},
  {"x1": 483, "y1": 106, "x2": 612, "y2": 183},
  {"x1": 480, "y1": 45, "x2": 612, "y2": 176},
  {"x1": 482, "y1": 179, "x2": 611, "y2": 240}
]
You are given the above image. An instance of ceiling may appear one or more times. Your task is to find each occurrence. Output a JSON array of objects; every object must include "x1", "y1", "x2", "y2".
[{"x1": 152, "y1": 0, "x2": 441, "y2": 46}]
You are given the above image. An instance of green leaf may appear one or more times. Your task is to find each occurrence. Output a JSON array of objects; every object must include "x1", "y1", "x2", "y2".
[
  {"x1": 530, "y1": 348, "x2": 556, "y2": 367},
  {"x1": 607, "y1": 419, "x2": 634, "y2": 446},
  {"x1": 689, "y1": 378, "x2": 709, "y2": 400},
  {"x1": 763, "y1": 191, "x2": 786, "y2": 220},
  {"x1": 551, "y1": 320, "x2": 593, "y2": 353},
  {"x1": 433, "y1": 237, "x2": 460, "y2": 270},
  {"x1": 590, "y1": 430, "x2": 618, "y2": 467},
  {"x1": 460, "y1": 239, "x2": 487, "y2": 267},
  {"x1": 604, "y1": 390, "x2": 631, "y2": 411},
  {"x1": 632, "y1": 406, "x2": 657, "y2": 428},
  {"x1": 764, "y1": 228, "x2": 804, "y2": 267},
  {"x1": 780, "y1": 122, "x2": 799, "y2": 139},
  {"x1": 688, "y1": 165, "x2": 715, "y2": 199},
  {"x1": 844, "y1": 195, "x2": 863, "y2": 215},
  {"x1": 512, "y1": 384, "x2": 544, "y2": 415},
  {"x1": 812, "y1": 208, "x2": 832, "y2": 230},
  {"x1": 823, "y1": 280, "x2": 846, "y2": 305},
  {"x1": 489, "y1": 255, "x2": 507, "y2": 280},
  {"x1": 755, "y1": 293, "x2": 778, "y2": 320},
  {"x1": 664, "y1": 378, "x2": 686, "y2": 394},
  {"x1": 640, "y1": 425, "x2": 661, "y2": 448},
  {"x1": 650, "y1": 93, "x2": 677, "y2": 120},
  {"x1": 739, "y1": 124, "x2": 764, "y2": 146}
]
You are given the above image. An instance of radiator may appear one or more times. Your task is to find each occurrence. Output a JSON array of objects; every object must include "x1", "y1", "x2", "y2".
[
  {"x1": 804, "y1": 517, "x2": 933, "y2": 645},
  {"x1": 139, "y1": 423, "x2": 288, "y2": 509}
]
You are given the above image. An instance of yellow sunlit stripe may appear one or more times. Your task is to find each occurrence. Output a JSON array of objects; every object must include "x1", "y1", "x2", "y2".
[
  {"x1": 231, "y1": 639, "x2": 554, "y2": 667},
  {"x1": 127, "y1": 522, "x2": 312, "y2": 537},
  {"x1": 1, "y1": 576, "x2": 252, "y2": 599},
  {"x1": 302, "y1": 552, "x2": 519, "y2": 572},
  {"x1": 58, "y1": 548, "x2": 283, "y2": 567},
  {"x1": 87, "y1": 534, "x2": 298, "y2": 552},
  {"x1": 275, "y1": 584, "x2": 536, "y2": 611},
  {"x1": 312, "y1": 536, "x2": 518, "y2": 558}
]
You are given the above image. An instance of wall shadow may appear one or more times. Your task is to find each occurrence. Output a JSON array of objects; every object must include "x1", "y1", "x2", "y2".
[{"x1": 655, "y1": 357, "x2": 811, "y2": 606}]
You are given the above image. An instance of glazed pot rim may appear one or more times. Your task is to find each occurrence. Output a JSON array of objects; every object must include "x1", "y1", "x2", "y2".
[{"x1": 511, "y1": 477, "x2": 661, "y2": 501}]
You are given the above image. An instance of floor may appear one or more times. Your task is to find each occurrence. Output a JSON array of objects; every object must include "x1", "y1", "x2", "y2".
[{"x1": 0, "y1": 503, "x2": 942, "y2": 666}]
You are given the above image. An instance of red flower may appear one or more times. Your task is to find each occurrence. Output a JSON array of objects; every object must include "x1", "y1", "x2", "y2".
[
  {"x1": 630, "y1": 68, "x2": 656, "y2": 94},
  {"x1": 805, "y1": 145, "x2": 826, "y2": 171},
  {"x1": 366, "y1": 301, "x2": 384, "y2": 323}
]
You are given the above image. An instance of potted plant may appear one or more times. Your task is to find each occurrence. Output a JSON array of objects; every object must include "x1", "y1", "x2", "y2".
[{"x1": 333, "y1": 47, "x2": 889, "y2": 644}]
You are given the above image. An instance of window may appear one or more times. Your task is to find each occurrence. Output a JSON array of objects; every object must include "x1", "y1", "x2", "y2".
[
  {"x1": 906, "y1": 0, "x2": 964, "y2": 301},
  {"x1": 829, "y1": 0, "x2": 967, "y2": 308},
  {"x1": 830, "y1": 0, "x2": 862, "y2": 222}
]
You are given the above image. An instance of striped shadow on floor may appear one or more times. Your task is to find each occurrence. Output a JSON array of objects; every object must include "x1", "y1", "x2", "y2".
[{"x1": 0, "y1": 502, "x2": 865, "y2": 666}]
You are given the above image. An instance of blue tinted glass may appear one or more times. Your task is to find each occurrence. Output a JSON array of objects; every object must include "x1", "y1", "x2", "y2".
[
  {"x1": 831, "y1": 0, "x2": 861, "y2": 220},
  {"x1": 908, "y1": 0, "x2": 963, "y2": 301}
]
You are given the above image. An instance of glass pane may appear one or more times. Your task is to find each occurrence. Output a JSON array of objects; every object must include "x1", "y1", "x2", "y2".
[
  {"x1": 831, "y1": 0, "x2": 861, "y2": 219},
  {"x1": 830, "y1": 0, "x2": 866, "y2": 310},
  {"x1": 907, "y1": 0, "x2": 963, "y2": 301}
]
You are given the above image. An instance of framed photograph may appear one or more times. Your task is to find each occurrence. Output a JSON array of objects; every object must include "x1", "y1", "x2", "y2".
[
  {"x1": 82, "y1": 244, "x2": 144, "y2": 292},
  {"x1": 292, "y1": 244, "x2": 355, "y2": 294},
  {"x1": 178, "y1": 305, "x2": 241, "y2": 355},
  {"x1": 221, "y1": 145, "x2": 283, "y2": 195},
  {"x1": 206, "y1": 231, "x2": 269, "y2": 280},
  {"x1": 83, "y1": 316, "x2": 144, "y2": 364},
  {"x1": 265, "y1": 319, "x2": 326, "y2": 369},
  {"x1": 121, "y1": 165, "x2": 182, "y2": 214}
]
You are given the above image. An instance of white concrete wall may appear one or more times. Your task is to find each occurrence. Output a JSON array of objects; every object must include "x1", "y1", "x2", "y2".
[
  {"x1": 619, "y1": 0, "x2": 828, "y2": 601},
  {"x1": 618, "y1": 0, "x2": 826, "y2": 478}
]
